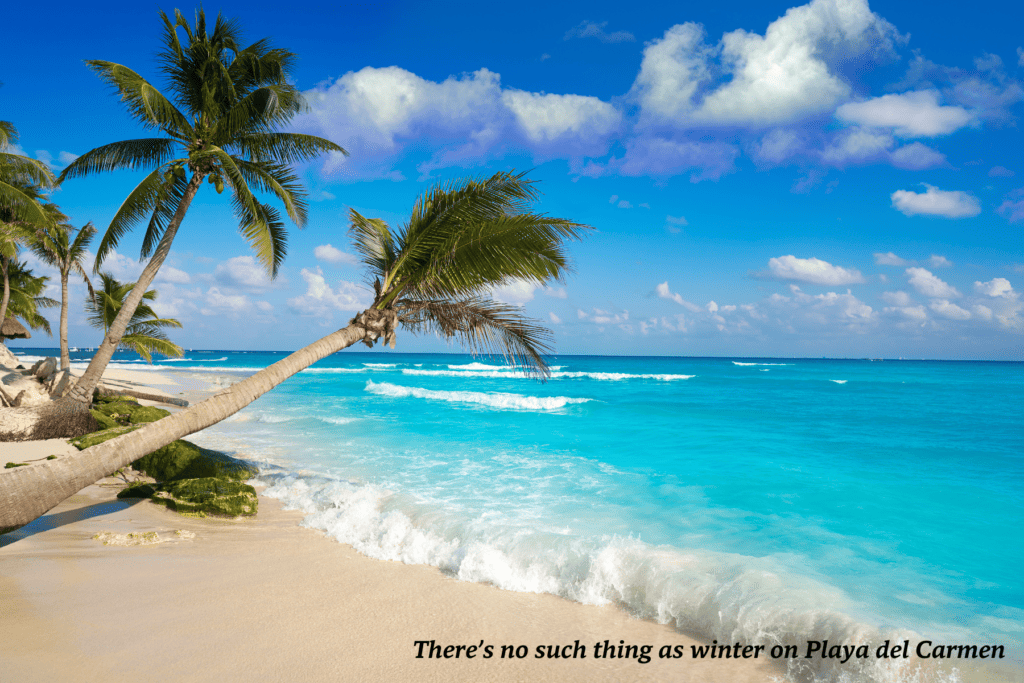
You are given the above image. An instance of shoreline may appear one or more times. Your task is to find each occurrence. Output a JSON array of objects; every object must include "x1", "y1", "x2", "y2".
[
  {"x1": 1, "y1": 355, "x2": 1017, "y2": 682},
  {"x1": 0, "y1": 359, "x2": 784, "y2": 682}
]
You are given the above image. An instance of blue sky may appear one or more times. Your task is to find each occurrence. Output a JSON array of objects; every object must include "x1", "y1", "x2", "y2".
[{"x1": 3, "y1": 0, "x2": 1023, "y2": 359}]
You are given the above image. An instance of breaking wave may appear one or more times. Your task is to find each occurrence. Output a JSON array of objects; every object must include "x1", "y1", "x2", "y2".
[{"x1": 364, "y1": 380, "x2": 591, "y2": 411}]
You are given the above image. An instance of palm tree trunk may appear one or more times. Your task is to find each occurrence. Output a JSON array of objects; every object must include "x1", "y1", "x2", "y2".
[
  {"x1": 59, "y1": 273, "x2": 70, "y2": 370},
  {"x1": 66, "y1": 173, "x2": 205, "y2": 405},
  {"x1": 0, "y1": 256, "x2": 10, "y2": 328},
  {"x1": 0, "y1": 318, "x2": 380, "y2": 530}
]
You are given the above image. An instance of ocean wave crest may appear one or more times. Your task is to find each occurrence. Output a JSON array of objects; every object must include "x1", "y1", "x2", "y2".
[
  {"x1": 733, "y1": 362, "x2": 792, "y2": 366},
  {"x1": 403, "y1": 369, "x2": 692, "y2": 381},
  {"x1": 255, "y1": 472, "x2": 942, "y2": 683},
  {"x1": 365, "y1": 380, "x2": 591, "y2": 411}
]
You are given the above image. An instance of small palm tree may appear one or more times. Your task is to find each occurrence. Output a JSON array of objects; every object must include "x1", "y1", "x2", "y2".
[
  {"x1": 86, "y1": 273, "x2": 183, "y2": 363},
  {"x1": 0, "y1": 121, "x2": 56, "y2": 227},
  {"x1": 0, "y1": 182, "x2": 58, "y2": 331},
  {"x1": 29, "y1": 223, "x2": 96, "y2": 369},
  {"x1": 57, "y1": 8, "x2": 345, "y2": 404},
  {"x1": 0, "y1": 171, "x2": 591, "y2": 528},
  {"x1": 3, "y1": 259, "x2": 59, "y2": 337}
]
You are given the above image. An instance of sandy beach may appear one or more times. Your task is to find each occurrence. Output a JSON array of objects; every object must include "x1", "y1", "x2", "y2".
[{"x1": 0, "y1": 359, "x2": 785, "y2": 683}]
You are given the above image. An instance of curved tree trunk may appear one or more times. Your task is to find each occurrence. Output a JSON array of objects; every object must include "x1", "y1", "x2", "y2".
[
  {"x1": 0, "y1": 313, "x2": 396, "y2": 531},
  {"x1": 59, "y1": 273, "x2": 70, "y2": 370},
  {"x1": 65, "y1": 173, "x2": 205, "y2": 405}
]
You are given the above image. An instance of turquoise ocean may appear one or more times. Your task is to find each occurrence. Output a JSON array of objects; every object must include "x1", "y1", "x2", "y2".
[{"x1": 14, "y1": 348, "x2": 1024, "y2": 681}]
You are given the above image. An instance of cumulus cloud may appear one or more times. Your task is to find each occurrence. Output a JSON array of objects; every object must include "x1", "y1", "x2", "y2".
[
  {"x1": 314, "y1": 244, "x2": 359, "y2": 266},
  {"x1": 889, "y1": 142, "x2": 947, "y2": 170},
  {"x1": 287, "y1": 268, "x2": 369, "y2": 316},
  {"x1": 296, "y1": 66, "x2": 619, "y2": 179},
  {"x1": 989, "y1": 166, "x2": 1014, "y2": 177},
  {"x1": 928, "y1": 255, "x2": 952, "y2": 268},
  {"x1": 881, "y1": 290, "x2": 913, "y2": 306},
  {"x1": 906, "y1": 267, "x2": 960, "y2": 298},
  {"x1": 835, "y1": 90, "x2": 973, "y2": 137},
  {"x1": 631, "y1": 0, "x2": 898, "y2": 127},
  {"x1": 997, "y1": 189, "x2": 1024, "y2": 222},
  {"x1": 490, "y1": 279, "x2": 538, "y2": 306},
  {"x1": 201, "y1": 287, "x2": 251, "y2": 317},
  {"x1": 564, "y1": 20, "x2": 635, "y2": 43},
  {"x1": 874, "y1": 252, "x2": 908, "y2": 266},
  {"x1": 214, "y1": 256, "x2": 275, "y2": 290},
  {"x1": 890, "y1": 184, "x2": 981, "y2": 218},
  {"x1": 156, "y1": 266, "x2": 191, "y2": 285},
  {"x1": 974, "y1": 277, "x2": 1017, "y2": 299},
  {"x1": 549, "y1": 312, "x2": 562, "y2": 324},
  {"x1": 929, "y1": 299, "x2": 971, "y2": 320},
  {"x1": 656, "y1": 282, "x2": 702, "y2": 311},
  {"x1": 762, "y1": 255, "x2": 865, "y2": 285}
]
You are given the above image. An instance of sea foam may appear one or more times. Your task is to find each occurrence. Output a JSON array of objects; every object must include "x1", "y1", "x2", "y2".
[
  {"x1": 403, "y1": 369, "x2": 693, "y2": 381},
  {"x1": 365, "y1": 380, "x2": 591, "y2": 411}
]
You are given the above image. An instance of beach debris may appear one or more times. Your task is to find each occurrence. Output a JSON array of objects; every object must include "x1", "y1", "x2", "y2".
[
  {"x1": 92, "y1": 531, "x2": 163, "y2": 546},
  {"x1": 4, "y1": 462, "x2": 27, "y2": 468},
  {"x1": 175, "y1": 529, "x2": 196, "y2": 540},
  {"x1": 30, "y1": 357, "x2": 58, "y2": 382},
  {"x1": 97, "y1": 386, "x2": 189, "y2": 407}
]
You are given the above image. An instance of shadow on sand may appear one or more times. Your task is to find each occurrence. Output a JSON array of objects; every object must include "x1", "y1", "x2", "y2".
[{"x1": 0, "y1": 498, "x2": 141, "y2": 547}]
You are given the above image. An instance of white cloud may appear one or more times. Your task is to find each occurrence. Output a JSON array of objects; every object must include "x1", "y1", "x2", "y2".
[
  {"x1": 928, "y1": 255, "x2": 952, "y2": 268},
  {"x1": 890, "y1": 184, "x2": 981, "y2": 218},
  {"x1": 632, "y1": 0, "x2": 898, "y2": 127},
  {"x1": 997, "y1": 190, "x2": 1024, "y2": 222},
  {"x1": 890, "y1": 142, "x2": 947, "y2": 170},
  {"x1": 835, "y1": 90, "x2": 973, "y2": 137},
  {"x1": 543, "y1": 286, "x2": 567, "y2": 299},
  {"x1": 765, "y1": 255, "x2": 865, "y2": 285},
  {"x1": 214, "y1": 255, "x2": 275, "y2": 289},
  {"x1": 883, "y1": 304, "x2": 927, "y2": 322},
  {"x1": 155, "y1": 266, "x2": 191, "y2": 285},
  {"x1": 974, "y1": 277, "x2": 1017, "y2": 299},
  {"x1": 617, "y1": 200, "x2": 632, "y2": 208},
  {"x1": 972, "y1": 304, "x2": 993, "y2": 321},
  {"x1": 656, "y1": 282, "x2": 702, "y2": 311},
  {"x1": 665, "y1": 215, "x2": 688, "y2": 233},
  {"x1": 881, "y1": 290, "x2": 913, "y2": 306},
  {"x1": 929, "y1": 299, "x2": 971, "y2": 320},
  {"x1": 491, "y1": 279, "x2": 537, "y2": 306},
  {"x1": 988, "y1": 166, "x2": 1014, "y2": 178},
  {"x1": 874, "y1": 252, "x2": 908, "y2": 266},
  {"x1": 287, "y1": 268, "x2": 369, "y2": 315},
  {"x1": 549, "y1": 312, "x2": 562, "y2": 324},
  {"x1": 201, "y1": 287, "x2": 251, "y2": 316},
  {"x1": 314, "y1": 244, "x2": 359, "y2": 266},
  {"x1": 564, "y1": 20, "x2": 635, "y2": 43},
  {"x1": 821, "y1": 127, "x2": 892, "y2": 165},
  {"x1": 256, "y1": 301, "x2": 274, "y2": 312},
  {"x1": 906, "y1": 267, "x2": 960, "y2": 298},
  {"x1": 297, "y1": 66, "x2": 619, "y2": 178}
]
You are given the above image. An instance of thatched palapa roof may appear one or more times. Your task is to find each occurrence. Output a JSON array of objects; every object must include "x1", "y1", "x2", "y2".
[{"x1": 1, "y1": 317, "x2": 31, "y2": 340}]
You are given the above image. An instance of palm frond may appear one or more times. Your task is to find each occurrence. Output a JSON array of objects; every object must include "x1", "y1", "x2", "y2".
[
  {"x1": 348, "y1": 210, "x2": 396, "y2": 277},
  {"x1": 233, "y1": 158, "x2": 307, "y2": 226},
  {"x1": 57, "y1": 139, "x2": 180, "y2": 181},
  {"x1": 83, "y1": 61, "x2": 193, "y2": 136},
  {"x1": 228, "y1": 132, "x2": 347, "y2": 164},
  {"x1": 139, "y1": 170, "x2": 190, "y2": 259},
  {"x1": 0, "y1": 152, "x2": 57, "y2": 187},
  {"x1": 397, "y1": 296, "x2": 553, "y2": 376}
]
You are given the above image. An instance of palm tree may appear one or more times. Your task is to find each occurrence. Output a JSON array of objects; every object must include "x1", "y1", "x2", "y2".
[
  {"x1": 0, "y1": 122, "x2": 57, "y2": 332},
  {"x1": 0, "y1": 172, "x2": 591, "y2": 530},
  {"x1": 56, "y1": 8, "x2": 345, "y2": 405},
  {"x1": 29, "y1": 222, "x2": 96, "y2": 369},
  {"x1": 86, "y1": 273, "x2": 183, "y2": 362},
  {"x1": 3, "y1": 259, "x2": 59, "y2": 337},
  {"x1": 0, "y1": 121, "x2": 56, "y2": 227}
]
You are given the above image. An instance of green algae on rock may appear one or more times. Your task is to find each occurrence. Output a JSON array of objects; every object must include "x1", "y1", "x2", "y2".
[
  {"x1": 70, "y1": 425, "x2": 140, "y2": 449},
  {"x1": 119, "y1": 478, "x2": 258, "y2": 517},
  {"x1": 132, "y1": 440, "x2": 259, "y2": 483}
]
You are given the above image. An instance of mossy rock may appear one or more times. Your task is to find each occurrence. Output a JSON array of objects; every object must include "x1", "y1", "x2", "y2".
[
  {"x1": 90, "y1": 398, "x2": 170, "y2": 427},
  {"x1": 117, "y1": 482, "x2": 159, "y2": 499},
  {"x1": 129, "y1": 478, "x2": 257, "y2": 517},
  {"x1": 132, "y1": 440, "x2": 258, "y2": 483},
  {"x1": 89, "y1": 409, "x2": 119, "y2": 431},
  {"x1": 70, "y1": 425, "x2": 140, "y2": 450}
]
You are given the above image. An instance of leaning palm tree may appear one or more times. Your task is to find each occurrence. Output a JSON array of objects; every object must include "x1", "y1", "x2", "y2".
[
  {"x1": 56, "y1": 8, "x2": 345, "y2": 406},
  {"x1": 86, "y1": 273, "x2": 183, "y2": 362},
  {"x1": 29, "y1": 223, "x2": 96, "y2": 369},
  {"x1": 0, "y1": 171, "x2": 591, "y2": 530}
]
